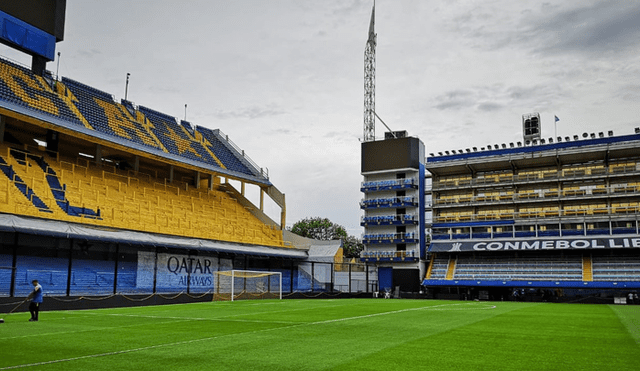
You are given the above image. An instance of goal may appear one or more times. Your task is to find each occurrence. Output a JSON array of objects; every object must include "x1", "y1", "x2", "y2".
[{"x1": 213, "y1": 270, "x2": 282, "y2": 301}]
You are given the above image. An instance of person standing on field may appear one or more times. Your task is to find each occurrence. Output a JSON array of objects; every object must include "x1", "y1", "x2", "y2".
[{"x1": 27, "y1": 280, "x2": 43, "y2": 322}]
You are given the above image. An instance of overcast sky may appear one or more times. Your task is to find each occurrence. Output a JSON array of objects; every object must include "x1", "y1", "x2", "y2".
[{"x1": 3, "y1": 0, "x2": 640, "y2": 236}]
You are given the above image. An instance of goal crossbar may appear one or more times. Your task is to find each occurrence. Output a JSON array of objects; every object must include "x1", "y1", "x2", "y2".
[{"x1": 213, "y1": 270, "x2": 282, "y2": 301}]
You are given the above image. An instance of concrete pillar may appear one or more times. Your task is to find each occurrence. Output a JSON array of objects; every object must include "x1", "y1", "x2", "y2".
[
  {"x1": 95, "y1": 144, "x2": 102, "y2": 165},
  {"x1": 134, "y1": 156, "x2": 139, "y2": 173},
  {"x1": 0, "y1": 115, "x2": 5, "y2": 143}
]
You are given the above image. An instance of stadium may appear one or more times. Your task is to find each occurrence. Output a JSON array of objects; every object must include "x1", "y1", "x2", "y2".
[
  {"x1": 0, "y1": 2, "x2": 639, "y2": 370},
  {"x1": 0, "y1": 1, "x2": 376, "y2": 309}
]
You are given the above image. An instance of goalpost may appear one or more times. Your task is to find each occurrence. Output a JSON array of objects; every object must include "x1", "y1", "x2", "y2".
[{"x1": 213, "y1": 270, "x2": 282, "y2": 301}]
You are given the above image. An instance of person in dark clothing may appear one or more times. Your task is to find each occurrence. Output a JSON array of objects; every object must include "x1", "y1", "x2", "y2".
[{"x1": 27, "y1": 280, "x2": 43, "y2": 322}]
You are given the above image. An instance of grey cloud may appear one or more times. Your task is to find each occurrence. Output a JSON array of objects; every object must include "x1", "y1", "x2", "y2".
[
  {"x1": 433, "y1": 83, "x2": 563, "y2": 112},
  {"x1": 212, "y1": 106, "x2": 287, "y2": 120},
  {"x1": 614, "y1": 84, "x2": 640, "y2": 101},
  {"x1": 477, "y1": 102, "x2": 502, "y2": 112},
  {"x1": 77, "y1": 48, "x2": 102, "y2": 58},
  {"x1": 530, "y1": 1, "x2": 640, "y2": 55},
  {"x1": 447, "y1": 1, "x2": 640, "y2": 57},
  {"x1": 433, "y1": 89, "x2": 475, "y2": 110}
]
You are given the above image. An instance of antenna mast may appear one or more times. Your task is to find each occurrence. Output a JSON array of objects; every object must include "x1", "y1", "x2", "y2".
[{"x1": 363, "y1": 3, "x2": 376, "y2": 142}]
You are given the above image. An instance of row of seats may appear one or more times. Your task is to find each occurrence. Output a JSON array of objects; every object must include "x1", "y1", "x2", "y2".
[
  {"x1": 138, "y1": 106, "x2": 221, "y2": 166},
  {"x1": 0, "y1": 143, "x2": 284, "y2": 247},
  {"x1": 197, "y1": 127, "x2": 254, "y2": 176},
  {"x1": 433, "y1": 163, "x2": 639, "y2": 189},
  {"x1": 434, "y1": 186, "x2": 640, "y2": 205},
  {"x1": 0, "y1": 58, "x2": 259, "y2": 180},
  {"x1": 434, "y1": 205, "x2": 639, "y2": 222},
  {"x1": 0, "y1": 61, "x2": 84, "y2": 126},
  {"x1": 428, "y1": 254, "x2": 640, "y2": 282},
  {"x1": 592, "y1": 256, "x2": 640, "y2": 281}
]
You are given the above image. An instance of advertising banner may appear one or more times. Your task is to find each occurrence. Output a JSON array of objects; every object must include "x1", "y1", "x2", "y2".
[
  {"x1": 429, "y1": 237, "x2": 640, "y2": 253},
  {"x1": 137, "y1": 251, "x2": 219, "y2": 291}
]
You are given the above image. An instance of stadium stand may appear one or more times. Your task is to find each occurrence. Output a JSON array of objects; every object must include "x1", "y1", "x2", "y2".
[
  {"x1": 0, "y1": 53, "x2": 318, "y2": 301},
  {"x1": 0, "y1": 55, "x2": 285, "y2": 246},
  {"x1": 0, "y1": 140, "x2": 282, "y2": 246},
  {"x1": 423, "y1": 129, "x2": 640, "y2": 300}
]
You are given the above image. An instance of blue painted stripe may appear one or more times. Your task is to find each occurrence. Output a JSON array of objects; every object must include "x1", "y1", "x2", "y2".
[{"x1": 422, "y1": 279, "x2": 640, "y2": 289}]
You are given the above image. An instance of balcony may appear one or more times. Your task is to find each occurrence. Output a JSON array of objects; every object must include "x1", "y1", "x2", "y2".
[
  {"x1": 361, "y1": 178, "x2": 418, "y2": 192},
  {"x1": 432, "y1": 205, "x2": 639, "y2": 224},
  {"x1": 432, "y1": 166, "x2": 640, "y2": 191},
  {"x1": 361, "y1": 214, "x2": 418, "y2": 226},
  {"x1": 363, "y1": 232, "x2": 418, "y2": 244},
  {"x1": 360, "y1": 249, "x2": 419, "y2": 262},
  {"x1": 360, "y1": 196, "x2": 419, "y2": 209},
  {"x1": 432, "y1": 185, "x2": 640, "y2": 208}
]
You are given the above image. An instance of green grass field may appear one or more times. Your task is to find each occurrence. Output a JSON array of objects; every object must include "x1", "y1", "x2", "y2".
[{"x1": 1, "y1": 299, "x2": 639, "y2": 370}]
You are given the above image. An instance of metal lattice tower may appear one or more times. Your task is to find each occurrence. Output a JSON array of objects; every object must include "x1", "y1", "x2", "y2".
[{"x1": 364, "y1": 4, "x2": 376, "y2": 142}]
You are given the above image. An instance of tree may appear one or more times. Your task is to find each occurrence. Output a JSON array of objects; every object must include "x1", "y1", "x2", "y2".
[
  {"x1": 342, "y1": 235, "x2": 364, "y2": 259},
  {"x1": 289, "y1": 217, "x2": 363, "y2": 258},
  {"x1": 289, "y1": 217, "x2": 347, "y2": 241}
]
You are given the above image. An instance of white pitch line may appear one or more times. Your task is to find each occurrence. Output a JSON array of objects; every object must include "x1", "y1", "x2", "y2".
[
  {"x1": 0, "y1": 302, "x2": 496, "y2": 370},
  {"x1": 95, "y1": 312, "x2": 300, "y2": 324}
]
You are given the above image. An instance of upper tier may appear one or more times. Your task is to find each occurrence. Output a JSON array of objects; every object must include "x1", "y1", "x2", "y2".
[{"x1": 0, "y1": 57, "x2": 268, "y2": 185}]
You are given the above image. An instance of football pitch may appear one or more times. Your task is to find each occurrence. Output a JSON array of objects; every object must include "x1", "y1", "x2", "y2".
[{"x1": 1, "y1": 299, "x2": 639, "y2": 370}]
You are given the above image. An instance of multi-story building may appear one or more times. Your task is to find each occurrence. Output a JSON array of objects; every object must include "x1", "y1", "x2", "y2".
[
  {"x1": 423, "y1": 129, "x2": 640, "y2": 300},
  {"x1": 360, "y1": 132, "x2": 426, "y2": 293}
]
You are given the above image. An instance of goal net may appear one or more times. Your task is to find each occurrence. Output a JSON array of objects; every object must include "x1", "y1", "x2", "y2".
[{"x1": 213, "y1": 270, "x2": 282, "y2": 301}]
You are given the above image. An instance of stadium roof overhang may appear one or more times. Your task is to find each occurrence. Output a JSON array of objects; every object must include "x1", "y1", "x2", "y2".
[
  {"x1": 0, "y1": 213, "x2": 308, "y2": 259},
  {"x1": 426, "y1": 134, "x2": 640, "y2": 176}
]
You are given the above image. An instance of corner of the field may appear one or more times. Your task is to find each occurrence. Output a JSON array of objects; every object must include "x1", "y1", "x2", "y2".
[{"x1": 607, "y1": 304, "x2": 640, "y2": 345}]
